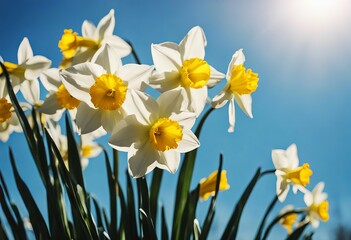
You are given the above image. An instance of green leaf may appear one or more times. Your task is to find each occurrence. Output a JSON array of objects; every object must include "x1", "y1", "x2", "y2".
[
  {"x1": 221, "y1": 168, "x2": 261, "y2": 240},
  {"x1": 172, "y1": 107, "x2": 214, "y2": 239},
  {"x1": 180, "y1": 186, "x2": 200, "y2": 240},
  {"x1": 10, "y1": 203, "x2": 27, "y2": 239},
  {"x1": 102, "y1": 148, "x2": 118, "y2": 239},
  {"x1": 137, "y1": 177, "x2": 156, "y2": 239},
  {"x1": 117, "y1": 182, "x2": 129, "y2": 240},
  {"x1": 200, "y1": 153, "x2": 224, "y2": 240},
  {"x1": 126, "y1": 171, "x2": 138, "y2": 239},
  {"x1": 0, "y1": 217, "x2": 9, "y2": 240},
  {"x1": 8, "y1": 148, "x2": 51, "y2": 239},
  {"x1": 254, "y1": 195, "x2": 279, "y2": 240},
  {"x1": 150, "y1": 168, "x2": 163, "y2": 225},
  {"x1": 286, "y1": 222, "x2": 309, "y2": 240},
  {"x1": 161, "y1": 206, "x2": 169, "y2": 240},
  {"x1": 0, "y1": 186, "x2": 20, "y2": 239}
]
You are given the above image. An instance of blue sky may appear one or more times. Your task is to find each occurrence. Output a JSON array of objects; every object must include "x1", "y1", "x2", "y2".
[{"x1": 1, "y1": 0, "x2": 351, "y2": 239}]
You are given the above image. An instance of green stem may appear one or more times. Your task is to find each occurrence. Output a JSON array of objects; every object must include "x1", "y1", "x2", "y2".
[
  {"x1": 126, "y1": 40, "x2": 141, "y2": 64},
  {"x1": 260, "y1": 169, "x2": 275, "y2": 177},
  {"x1": 254, "y1": 195, "x2": 279, "y2": 240}
]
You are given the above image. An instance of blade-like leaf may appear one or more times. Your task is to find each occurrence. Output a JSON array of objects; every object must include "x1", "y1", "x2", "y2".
[
  {"x1": 150, "y1": 168, "x2": 163, "y2": 225},
  {"x1": 126, "y1": 171, "x2": 138, "y2": 239},
  {"x1": 10, "y1": 203, "x2": 27, "y2": 239},
  {"x1": 254, "y1": 195, "x2": 278, "y2": 240},
  {"x1": 200, "y1": 153, "x2": 224, "y2": 240},
  {"x1": 0, "y1": 217, "x2": 9, "y2": 240},
  {"x1": 8, "y1": 148, "x2": 50, "y2": 239},
  {"x1": 0, "y1": 186, "x2": 20, "y2": 239},
  {"x1": 161, "y1": 206, "x2": 169, "y2": 240},
  {"x1": 172, "y1": 107, "x2": 214, "y2": 239},
  {"x1": 139, "y1": 208, "x2": 157, "y2": 240},
  {"x1": 221, "y1": 168, "x2": 261, "y2": 240},
  {"x1": 286, "y1": 222, "x2": 309, "y2": 240},
  {"x1": 180, "y1": 186, "x2": 200, "y2": 240}
]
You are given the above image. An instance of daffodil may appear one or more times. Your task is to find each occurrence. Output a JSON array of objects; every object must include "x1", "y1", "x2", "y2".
[
  {"x1": 109, "y1": 89, "x2": 200, "y2": 178},
  {"x1": 0, "y1": 97, "x2": 21, "y2": 142},
  {"x1": 278, "y1": 205, "x2": 298, "y2": 234},
  {"x1": 61, "y1": 44, "x2": 153, "y2": 134},
  {"x1": 211, "y1": 49, "x2": 259, "y2": 132},
  {"x1": 38, "y1": 68, "x2": 79, "y2": 120},
  {"x1": 0, "y1": 38, "x2": 51, "y2": 103},
  {"x1": 303, "y1": 182, "x2": 329, "y2": 228},
  {"x1": 58, "y1": 9, "x2": 131, "y2": 68},
  {"x1": 199, "y1": 170, "x2": 230, "y2": 200},
  {"x1": 150, "y1": 26, "x2": 224, "y2": 117},
  {"x1": 272, "y1": 144, "x2": 313, "y2": 202}
]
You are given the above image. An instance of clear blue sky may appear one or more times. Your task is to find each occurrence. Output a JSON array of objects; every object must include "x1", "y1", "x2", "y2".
[{"x1": 1, "y1": 0, "x2": 351, "y2": 239}]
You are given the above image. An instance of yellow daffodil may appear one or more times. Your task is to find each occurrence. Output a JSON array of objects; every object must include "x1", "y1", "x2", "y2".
[
  {"x1": 211, "y1": 49, "x2": 259, "y2": 132},
  {"x1": 109, "y1": 89, "x2": 200, "y2": 178},
  {"x1": 150, "y1": 26, "x2": 225, "y2": 117},
  {"x1": 199, "y1": 170, "x2": 230, "y2": 200},
  {"x1": 272, "y1": 144, "x2": 313, "y2": 202},
  {"x1": 303, "y1": 182, "x2": 329, "y2": 228},
  {"x1": 61, "y1": 44, "x2": 153, "y2": 134},
  {"x1": 278, "y1": 205, "x2": 298, "y2": 234},
  {"x1": 0, "y1": 38, "x2": 51, "y2": 103},
  {"x1": 58, "y1": 9, "x2": 131, "y2": 68}
]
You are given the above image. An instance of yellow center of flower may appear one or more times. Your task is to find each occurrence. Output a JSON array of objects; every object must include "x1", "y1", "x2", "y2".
[
  {"x1": 56, "y1": 84, "x2": 80, "y2": 110},
  {"x1": 280, "y1": 213, "x2": 297, "y2": 234},
  {"x1": 90, "y1": 74, "x2": 127, "y2": 111},
  {"x1": 180, "y1": 58, "x2": 211, "y2": 89},
  {"x1": 82, "y1": 145, "x2": 93, "y2": 158},
  {"x1": 229, "y1": 64, "x2": 259, "y2": 95},
  {"x1": 58, "y1": 29, "x2": 99, "y2": 59},
  {"x1": 199, "y1": 170, "x2": 230, "y2": 200},
  {"x1": 0, "y1": 62, "x2": 25, "y2": 76},
  {"x1": 0, "y1": 98, "x2": 12, "y2": 123},
  {"x1": 311, "y1": 201, "x2": 329, "y2": 222},
  {"x1": 149, "y1": 118, "x2": 183, "y2": 151},
  {"x1": 286, "y1": 163, "x2": 313, "y2": 186}
]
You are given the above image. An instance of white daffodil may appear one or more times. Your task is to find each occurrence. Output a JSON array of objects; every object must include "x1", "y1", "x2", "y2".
[
  {"x1": 211, "y1": 49, "x2": 259, "y2": 132},
  {"x1": 61, "y1": 44, "x2": 153, "y2": 134},
  {"x1": 38, "y1": 68, "x2": 79, "y2": 121},
  {"x1": 278, "y1": 205, "x2": 298, "y2": 234},
  {"x1": 0, "y1": 97, "x2": 22, "y2": 142},
  {"x1": 58, "y1": 9, "x2": 131, "y2": 68},
  {"x1": 303, "y1": 182, "x2": 329, "y2": 228},
  {"x1": 109, "y1": 89, "x2": 200, "y2": 178},
  {"x1": 272, "y1": 144, "x2": 313, "y2": 202},
  {"x1": 0, "y1": 37, "x2": 51, "y2": 103},
  {"x1": 46, "y1": 119, "x2": 103, "y2": 170},
  {"x1": 150, "y1": 26, "x2": 224, "y2": 117}
]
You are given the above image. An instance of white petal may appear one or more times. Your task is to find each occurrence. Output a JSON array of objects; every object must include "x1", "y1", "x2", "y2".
[
  {"x1": 128, "y1": 143, "x2": 159, "y2": 178},
  {"x1": 286, "y1": 144, "x2": 299, "y2": 169},
  {"x1": 61, "y1": 62, "x2": 105, "y2": 108},
  {"x1": 151, "y1": 43, "x2": 182, "y2": 72},
  {"x1": 211, "y1": 83, "x2": 232, "y2": 109},
  {"x1": 157, "y1": 150, "x2": 180, "y2": 174},
  {"x1": 276, "y1": 175, "x2": 289, "y2": 202},
  {"x1": 226, "y1": 49, "x2": 245, "y2": 79},
  {"x1": 169, "y1": 112, "x2": 197, "y2": 130},
  {"x1": 207, "y1": 66, "x2": 225, "y2": 88},
  {"x1": 96, "y1": 9, "x2": 115, "y2": 39},
  {"x1": 119, "y1": 64, "x2": 154, "y2": 91},
  {"x1": 17, "y1": 37, "x2": 33, "y2": 64},
  {"x1": 109, "y1": 115, "x2": 148, "y2": 151},
  {"x1": 102, "y1": 35, "x2": 132, "y2": 58},
  {"x1": 304, "y1": 190, "x2": 314, "y2": 207},
  {"x1": 157, "y1": 88, "x2": 188, "y2": 117},
  {"x1": 228, "y1": 98, "x2": 235, "y2": 133},
  {"x1": 177, "y1": 129, "x2": 200, "y2": 153},
  {"x1": 123, "y1": 90, "x2": 158, "y2": 125},
  {"x1": 20, "y1": 79, "x2": 40, "y2": 105},
  {"x1": 310, "y1": 218, "x2": 320, "y2": 228},
  {"x1": 272, "y1": 149, "x2": 289, "y2": 169},
  {"x1": 71, "y1": 48, "x2": 96, "y2": 65},
  {"x1": 80, "y1": 158, "x2": 89, "y2": 170},
  {"x1": 24, "y1": 56, "x2": 51, "y2": 80},
  {"x1": 40, "y1": 68, "x2": 61, "y2": 91},
  {"x1": 186, "y1": 87, "x2": 208, "y2": 117},
  {"x1": 179, "y1": 26, "x2": 207, "y2": 60},
  {"x1": 234, "y1": 93, "x2": 253, "y2": 118},
  {"x1": 82, "y1": 20, "x2": 96, "y2": 38},
  {"x1": 149, "y1": 71, "x2": 181, "y2": 92},
  {"x1": 91, "y1": 44, "x2": 122, "y2": 74},
  {"x1": 101, "y1": 109, "x2": 125, "y2": 133},
  {"x1": 312, "y1": 182, "x2": 325, "y2": 201},
  {"x1": 76, "y1": 103, "x2": 103, "y2": 134},
  {"x1": 39, "y1": 92, "x2": 62, "y2": 114}
]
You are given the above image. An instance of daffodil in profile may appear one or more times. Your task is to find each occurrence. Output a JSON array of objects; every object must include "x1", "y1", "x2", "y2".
[
  {"x1": 0, "y1": 38, "x2": 51, "y2": 103},
  {"x1": 272, "y1": 144, "x2": 313, "y2": 202},
  {"x1": 199, "y1": 170, "x2": 230, "y2": 200},
  {"x1": 0, "y1": 97, "x2": 22, "y2": 142},
  {"x1": 150, "y1": 26, "x2": 224, "y2": 117},
  {"x1": 303, "y1": 182, "x2": 329, "y2": 228},
  {"x1": 211, "y1": 49, "x2": 259, "y2": 132},
  {"x1": 61, "y1": 44, "x2": 153, "y2": 134},
  {"x1": 278, "y1": 205, "x2": 298, "y2": 234},
  {"x1": 109, "y1": 89, "x2": 200, "y2": 178},
  {"x1": 58, "y1": 9, "x2": 131, "y2": 68}
]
